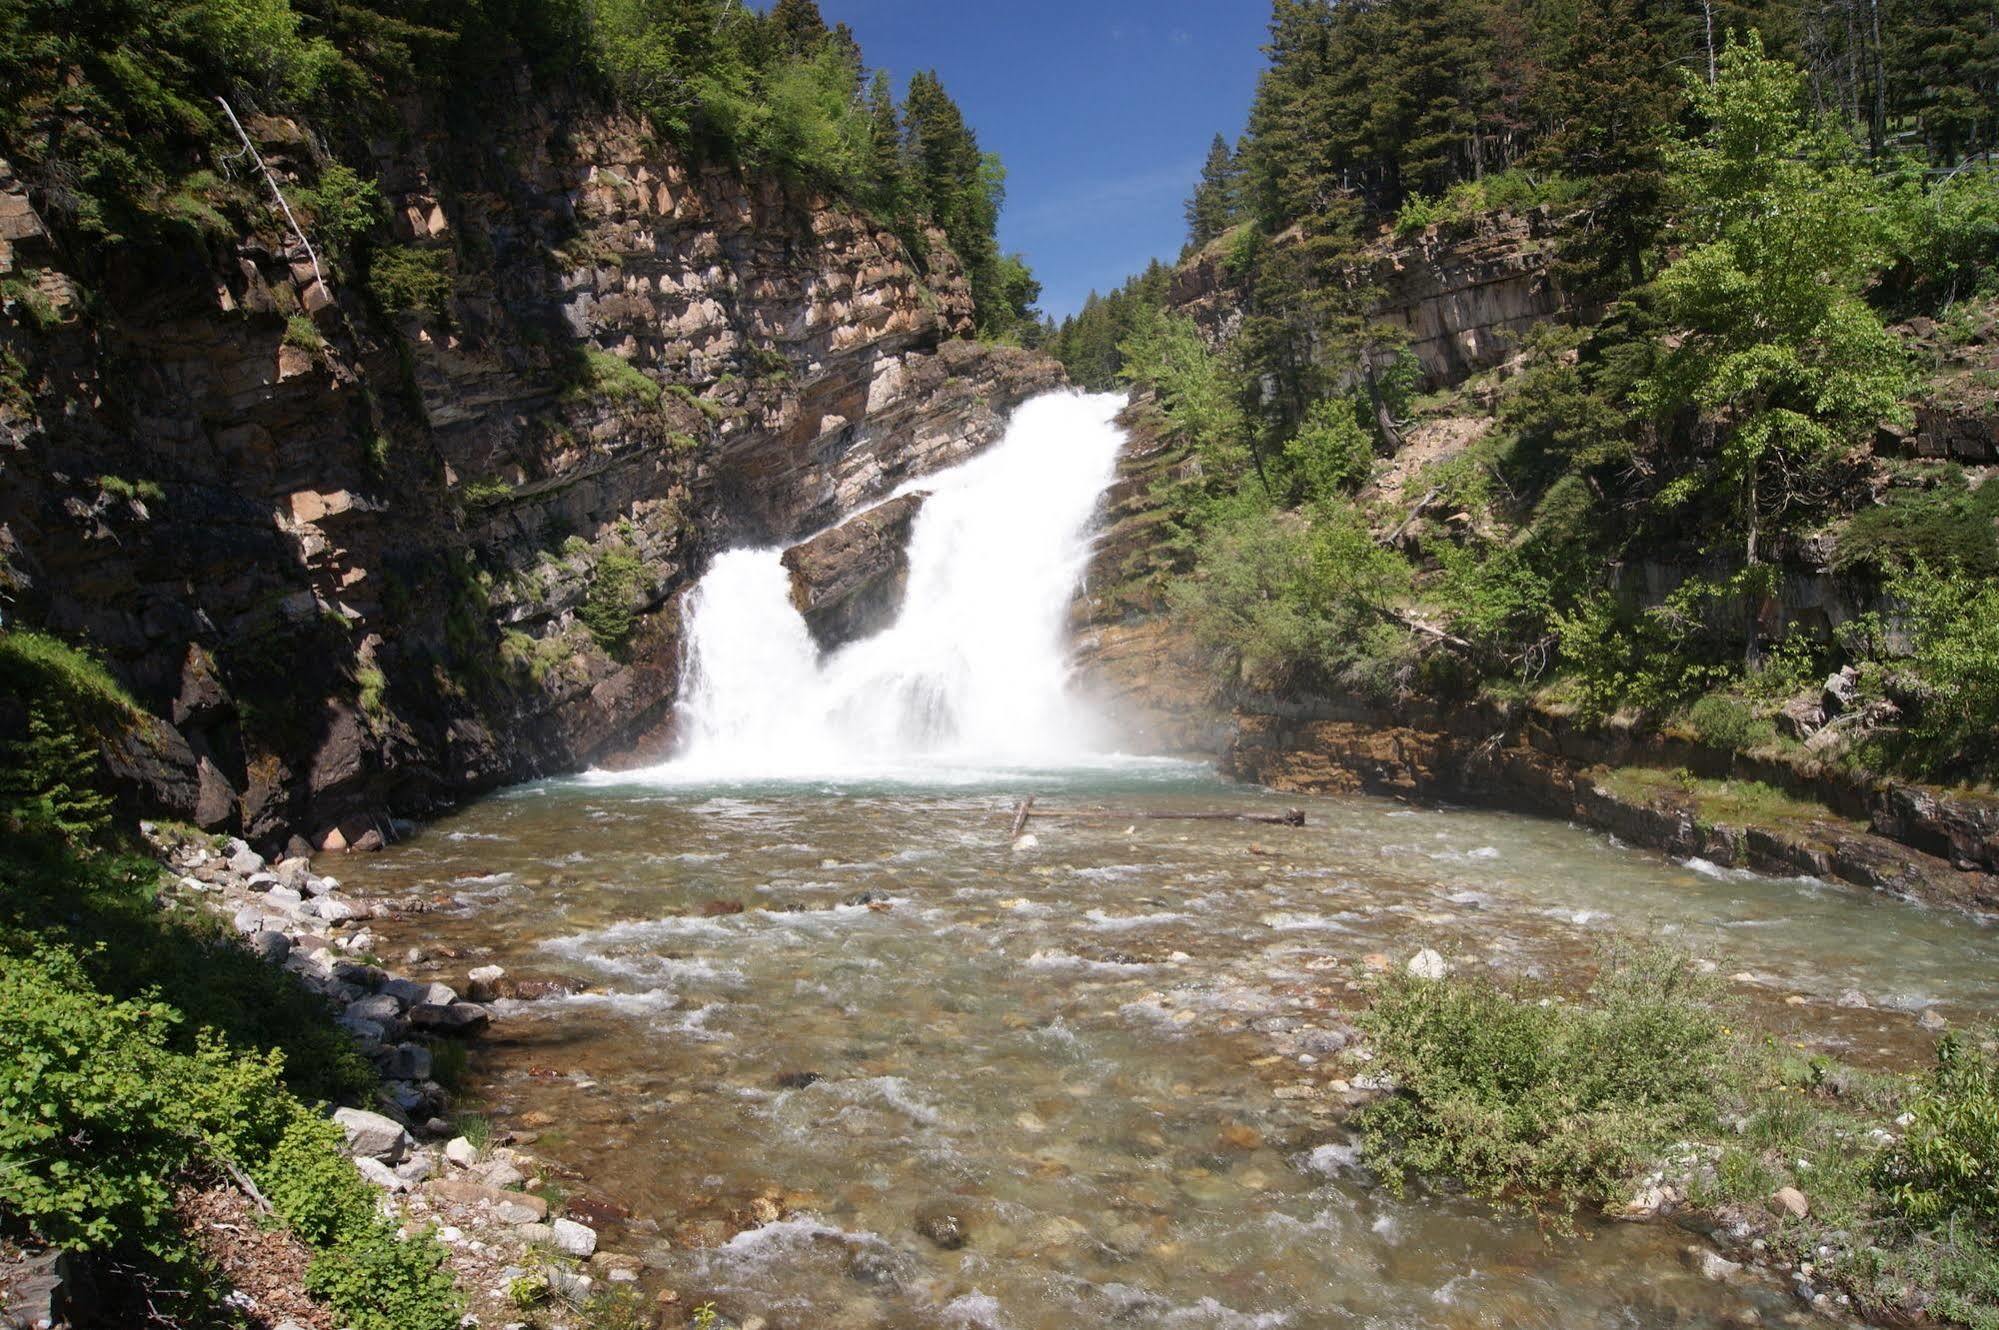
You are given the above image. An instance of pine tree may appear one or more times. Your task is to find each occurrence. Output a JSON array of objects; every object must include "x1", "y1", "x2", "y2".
[
  {"x1": 1186, "y1": 134, "x2": 1243, "y2": 249},
  {"x1": 866, "y1": 70, "x2": 908, "y2": 217},
  {"x1": 767, "y1": 0, "x2": 829, "y2": 55},
  {"x1": 1539, "y1": 0, "x2": 1681, "y2": 292}
]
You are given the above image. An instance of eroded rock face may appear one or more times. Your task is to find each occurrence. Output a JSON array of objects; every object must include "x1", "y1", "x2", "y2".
[
  {"x1": 1173, "y1": 211, "x2": 1569, "y2": 387},
  {"x1": 0, "y1": 78, "x2": 1064, "y2": 844},
  {"x1": 781, "y1": 491, "x2": 926, "y2": 651}
]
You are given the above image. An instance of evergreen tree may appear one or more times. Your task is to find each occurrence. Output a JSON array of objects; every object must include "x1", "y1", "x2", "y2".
[
  {"x1": 1539, "y1": 0, "x2": 1681, "y2": 291},
  {"x1": 766, "y1": 0, "x2": 829, "y2": 55},
  {"x1": 1186, "y1": 134, "x2": 1243, "y2": 249}
]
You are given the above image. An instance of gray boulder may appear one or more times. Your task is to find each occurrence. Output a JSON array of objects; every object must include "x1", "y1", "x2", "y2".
[{"x1": 333, "y1": 1107, "x2": 413, "y2": 1164}]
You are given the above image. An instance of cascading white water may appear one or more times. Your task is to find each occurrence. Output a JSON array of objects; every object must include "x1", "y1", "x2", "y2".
[{"x1": 618, "y1": 390, "x2": 1131, "y2": 783}]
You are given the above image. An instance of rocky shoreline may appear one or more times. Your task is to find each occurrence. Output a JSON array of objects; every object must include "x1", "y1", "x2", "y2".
[{"x1": 151, "y1": 826, "x2": 654, "y2": 1329}]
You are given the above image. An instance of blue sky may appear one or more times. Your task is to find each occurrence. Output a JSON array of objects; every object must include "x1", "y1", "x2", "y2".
[{"x1": 795, "y1": 2, "x2": 1274, "y2": 321}]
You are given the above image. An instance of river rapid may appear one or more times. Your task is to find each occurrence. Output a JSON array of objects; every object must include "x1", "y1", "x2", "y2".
[{"x1": 345, "y1": 392, "x2": 1999, "y2": 1328}]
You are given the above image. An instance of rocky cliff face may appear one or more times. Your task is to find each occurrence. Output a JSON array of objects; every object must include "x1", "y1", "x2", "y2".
[
  {"x1": 1172, "y1": 212, "x2": 1569, "y2": 386},
  {"x1": 0, "y1": 81, "x2": 1062, "y2": 850}
]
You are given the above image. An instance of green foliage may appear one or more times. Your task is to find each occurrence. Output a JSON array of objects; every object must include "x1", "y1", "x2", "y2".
[
  {"x1": 367, "y1": 246, "x2": 453, "y2": 317},
  {"x1": 0, "y1": 703, "x2": 117, "y2": 847},
  {"x1": 1394, "y1": 170, "x2": 1585, "y2": 235},
  {"x1": 1685, "y1": 691, "x2": 1778, "y2": 753},
  {"x1": 1836, "y1": 469, "x2": 1999, "y2": 579},
  {"x1": 1430, "y1": 541, "x2": 1554, "y2": 672},
  {"x1": 566, "y1": 347, "x2": 662, "y2": 408},
  {"x1": 283, "y1": 313, "x2": 325, "y2": 354},
  {"x1": 1279, "y1": 398, "x2": 1374, "y2": 503},
  {"x1": 354, "y1": 664, "x2": 387, "y2": 717},
  {"x1": 1888, "y1": 561, "x2": 1999, "y2": 773},
  {"x1": 1880, "y1": 1033, "x2": 1999, "y2": 1231},
  {"x1": 1119, "y1": 306, "x2": 1257, "y2": 505},
  {"x1": 304, "y1": 1220, "x2": 460, "y2": 1330},
  {"x1": 1169, "y1": 501, "x2": 1410, "y2": 692},
  {"x1": 293, "y1": 162, "x2": 386, "y2": 250},
  {"x1": 580, "y1": 546, "x2": 644, "y2": 654},
  {"x1": 1358, "y1": 950, "x2": 1732, "y2": 1214},
  {"x1": 461, "y1": 476, "x2": 514, "y2": 507}
]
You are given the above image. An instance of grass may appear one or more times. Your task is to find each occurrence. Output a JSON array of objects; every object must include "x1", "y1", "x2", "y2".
[
  {"x1": 0, "y1": 629, "x2": 139, "y2": 716},
  {"x1": 564, "y1": 348, "x2": 662, "y2": 409},
  {"x1": 1595, "y1": 766, "x2": 1858, "y2": 830},
  {"x1": 1355, "y1": 952, "x2": 1999, "y2": 1326}
]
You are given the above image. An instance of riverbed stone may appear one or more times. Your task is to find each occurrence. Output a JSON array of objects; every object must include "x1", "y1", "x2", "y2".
[
  {"x1": 914, "y1": 1203, "x2": 970, "y2": 1250},
  {"x1": 409, "y1": 1001, "x2": 492, "y2": 1035},
  {"x1": 228, "y1": 844, "x2": 264, "y2": 877},
  {"x1": 551, "y1": 1218, "x2": 598, "y2": 1258},
  {"x1": 445, "y1": 1136, "x2": 479, "y2": 1167},
  {"x1": 333, "y1": 1107, "x2": 413, "y2": 1164},
  {"x1": 383, "y1": 978, "x2": 457, "y2": 1007},
  {"x1": 354, "y1": 1156, "x2": 406, "y2": 1191},
  {"x1": 381, "y1": 1043, "x2": 432, "y2": 1081},
  {"x1": 430, "y1": 1178, "x2": 547, "y2": 1218},
  {"x1": 1771, "y1": 1186, "x2": 1810, "y2": 1219}
]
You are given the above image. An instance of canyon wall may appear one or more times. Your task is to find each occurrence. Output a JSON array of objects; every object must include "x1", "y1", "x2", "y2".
[{"x1": 0, "y1": 77, "x2": 1061, "y2": 850}]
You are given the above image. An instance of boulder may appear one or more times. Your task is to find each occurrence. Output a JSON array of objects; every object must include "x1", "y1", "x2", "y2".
[
  {"x1": 779, "y1": 490, "x2": 928, "y2": 652},
  {"x1": 246, "y1": 930, "x2": 292, "y2": 964},
  {"x1": 383, "y1": 978, "x2": 457, "y2": 1008},
  {"x1": 429, "y1": 1178, "x2": 548, "y2": 1218},
  {"x1": 914, "y1": 1202, "x2": 970, "y2": 1250},
  {"x1": 551, "y1": 1217, "x2": 598, "y2": 1258},
  {"x1": 228, "y1": 844, "x2": 265, "y2": 878},
  {"x1": 1770, "y1": 1186, "x2": 1809, "y2": 1219},
  {"x1": 333, "y1": 1107, "x2": 413, "y2": 1164},
  {"x1": 1406, "y1": 948, "x2": 1449, "y2": 981},
  {"x1": 409, "y1": 1001, "x2": 492, "y2": 1036},
  {"x1": 445, "y1": 1136, "x2": 479, "y2": 1167},
  {"x1": 380, "y1": 1043, "x2": 432, "y2": 1081},
  {"x1": 354, "y1": 1156, "x2": 406, "y2": 1191}
]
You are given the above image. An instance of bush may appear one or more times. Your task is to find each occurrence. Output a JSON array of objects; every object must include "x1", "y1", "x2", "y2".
[
  {"x1": 1279, "y1": 397, "x2": 1373, "y2": 502},
  {"x1": 1431, "y1": 541, "x2": 1553, "y2": 672},
  {"x1": 1357, "y1": 950, "x2": 1731, "y2": 1215},
  {"x1": 1685, "y1": 692, "x2": 1778, "y2": 753},
  {"x1": 579, "y1": 546, "x2": 644, "y2": 653},
  {"x1": 367, "y1": 246, "x2": 453, "y2": 316},
  {"x1": 1168, "y1": 501, "x2": 1410, "y2": 692},
  {"x1": 1890, "y1": 562, "x2": 1999, "y2": 774},
  {"x1": 1880, "y1": 1033, "x2": 1999, "y2": 1231},
  {"x1": 566, "y1": 347, "x2": 663, "y2": 409}
]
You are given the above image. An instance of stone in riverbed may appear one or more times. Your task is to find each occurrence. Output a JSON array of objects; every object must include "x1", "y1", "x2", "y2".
[
  {"x1": 228, "y1": 844, "x2": 265, "y2": 877},
  {"x1": 349, "y1": 994, "x2": 403, "y2": 1025},
  {"x1": 914, "y1": 1203, "x2": 970, "y2": 1250},
  {"x1": 383, "y1": 978, "x2": 457, "y2": 1008},
  {"x1": 333, "y1": 1107, "x2": 413, "y2": 1164},
  {"x1": 445, "y1": 1136, "x2": 479, "y2": 1167},
  {"x1": 409, "y1": 1001, "x2": 492, "y2": 1036},
  {"x1": 697, "y1": 898, "x2": 744, "y2": 917},
  {"x1": 429, "y1": 1178, "x2": 548, "y2": 1218},
  {"x1": 380, "y1": 1043, "x2": 432, "y2": 1081},
  {"x1": 551, "y1": 1218, "x2": 598, "y2": 1258}
]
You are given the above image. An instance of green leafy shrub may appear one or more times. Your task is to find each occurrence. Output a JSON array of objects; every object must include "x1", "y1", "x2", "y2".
[
  {"x1": 580, "y1": 546, "x2": 644, "y2": 653},
  {"x1": 1881, "y1": 1033, "x2": 1999, "y2": 1231},
  {"x1": 294, "y1": 162, "x2": 386, "y2": 250},
  {"x1": 1836, "y1": 470, "x2": 1999, "y2": 580},
  {"x1": 1685, "y1": 692, "x2": 1778, "y2": 753},
  {"x1": 1431, "y1": 541, "x2": 1553, "y2": 672},
  {"x1": 1890, "y1": 562, "x2": 1999, "y2": 774},
  {"x1": 566, "y1": 347, "x2": 662, "y2": 408},
  {"x1": 367, "y1": 246, "x2": 453, "y2": 316},
  {"x1": 283, "y1": 313, "x2": 325, "y2": 354},
  {"x1": 1168, "y1": 501, "x2": 1410, "y2": 692},
  {"x1": 1279, "y1": 397, "x2": 1373, "y2": 502},
  {"x1": 304, "y1": 1219, "x2": 460, "y2": 1330},
  {"x1": 1358, "y1": 950, "x2": 1731, "y2": 1215}
]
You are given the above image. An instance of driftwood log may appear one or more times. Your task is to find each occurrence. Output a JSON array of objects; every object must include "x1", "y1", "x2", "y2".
[{"x1": 1010, "y1": 800, "x2": 1304, "y2": 831}]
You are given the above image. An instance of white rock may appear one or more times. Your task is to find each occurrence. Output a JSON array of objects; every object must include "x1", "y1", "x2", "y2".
[
  {"x1": 1406, "y1": 948, "x2": 1449, "y2": 981},
  {"x1": 551, "y1": 1218, "x2": 598, "y2": 1258},
  {"x1": 482, "y1": 1161, "x2": 526, "y2": 1190},
  {"x1": 445, "y1": 1136, "x2": 479, "y2": 1167},
  {"x1": 395, "y1": 1153, "x2": 433, "y2": 1185},
  {"x1": 354, "y1": 1156, "x2": 406, "y2": 1191},
  {"x1": 312, "y1": 897, "x2": 360, "y2": 924},
  {"x1": 469, "y1": 964, "x2": 506, "y2": 985},
  {"x1": 228, "y1": 846, "x2": 265, "y2": 877},
  {"x1": 333, "y1": 1107, "x2": 413, "y2": 1164}
]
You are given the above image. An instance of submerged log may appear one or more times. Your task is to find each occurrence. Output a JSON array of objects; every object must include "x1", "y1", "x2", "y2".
[{"x1": 1010, "y1": 800, "x2": 1304, "y2": 829}]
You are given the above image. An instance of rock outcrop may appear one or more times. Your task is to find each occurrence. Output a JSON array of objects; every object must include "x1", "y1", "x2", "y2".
[
  {"x1": 0, "y1": 82, "x2": 1063, "y2": 847},
  {"x1": 782, "y1": 490, "x2": 927, "y2": 652},
  {"x1": 1172, "y1": 211, "x2": 1570, "y2": 386}
]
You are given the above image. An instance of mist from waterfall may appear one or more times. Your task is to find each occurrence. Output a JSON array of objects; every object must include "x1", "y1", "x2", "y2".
[{"x1": 606, "y1": 390, "x2": 1137, "y2": 784}]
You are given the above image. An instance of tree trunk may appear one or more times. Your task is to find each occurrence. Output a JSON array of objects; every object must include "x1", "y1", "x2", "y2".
[
  {"x1": 1744, "y1": 463, "x2": 1763, "y2": 672},
  {"x1": 1361, "y1": 354, "x2": 1403, "y2": 452}
]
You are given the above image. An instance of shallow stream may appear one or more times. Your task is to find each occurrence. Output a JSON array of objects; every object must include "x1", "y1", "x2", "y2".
[{"x1": 347, "y1": 763, "x2": 1999, "y2": 1330}]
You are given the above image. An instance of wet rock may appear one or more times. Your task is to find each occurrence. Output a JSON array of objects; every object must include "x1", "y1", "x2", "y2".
[
  {"x1": 1684, "y1": 1246, "x2": 1743, "y2": 1282},
  {"x1": 846, "y1": 1246, "x2": 901, "y2": 1289},
  {"x1": 697, "y1": 898, "x2": 744, "y2": 917},
  {"x1": 1406, "y1": 948, "x2": 1448, "y2": 981},
  {"x1": 1919, "y1": 1008, "x2": 1949, "y2": 1031},
  {"x1": 409, "y1": 1001, "x2": 492, "y2": 1036},
  {"x1": 1771, "y1": 1186, "x2": 1809, "y2": 1219},
  {"x1": 465, "y1": 964, "x2": 506, "y2": 1001},
  {"x1": 334, "y1": 1107, "x2": 413, "y2": 1164},
  {"x1": 1217, "y1": 1123, "x2": 1264, "y2": 1151},
  {"x1": 775, "y1": 1071, "x2": 823, "y2": 1090},
  {"x1": 914, "y1": 1202, "x2": 971, "y2": 1250},
  {"x1": 383, "y1": 977, "x2": 458, "y2": 1007},
  {"x1": 781, "y1": 490, "x2": 928, "y2": 652},
  {"x1": 1836, "y1": 989, "x2": 1870, "y2": 1009},
  {"x1": 552, "y1": 1217, "x2": 599, "y2": 1258},
  {"x1": 1299, "y1": 1027, "x2": 1352, "y2": 1056}
]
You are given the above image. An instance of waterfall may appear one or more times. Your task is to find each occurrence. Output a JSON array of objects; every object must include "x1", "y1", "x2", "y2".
[{"x1": 616, "y1": 390, "x2": 1131, "y2": 784}]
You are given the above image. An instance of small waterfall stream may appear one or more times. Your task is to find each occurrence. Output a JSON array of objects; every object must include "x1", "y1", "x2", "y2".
[{"x1": 625, "y1": 390, "x2": 1132, "y2": 783}]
